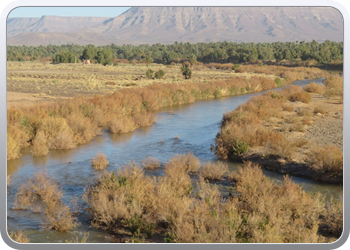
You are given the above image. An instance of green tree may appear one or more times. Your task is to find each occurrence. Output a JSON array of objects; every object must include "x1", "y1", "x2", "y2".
[
  {"x1": 96, "y1": 49, "x2": 113, "y2": 66},
  {"x1": 81, "y1": 45, "x2": 97, "y2": 60}
]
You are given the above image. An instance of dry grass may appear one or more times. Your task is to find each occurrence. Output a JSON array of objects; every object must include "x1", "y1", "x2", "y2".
[
  {"x1": 91, "y1": 153, "x2": 109, "y2": 170},
  {"x1": 65, "y1": 233, "x2": 89, "y2": 243}
]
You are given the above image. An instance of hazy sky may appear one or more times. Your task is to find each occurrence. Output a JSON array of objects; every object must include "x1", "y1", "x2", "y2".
[{"x1": 8, "y1": 7, "x2": 131, "y2": 18}]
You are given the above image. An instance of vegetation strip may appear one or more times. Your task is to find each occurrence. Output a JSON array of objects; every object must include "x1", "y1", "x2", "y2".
[
  {"x1": 213, "y1": 75, "x2": 343, "y2": 184},
  {"x1": 7, "y1": 64, "x2": 327, "y2": 160},
  {"x1": 12, "y1": 155, "x2": 342, "y2": 243}
]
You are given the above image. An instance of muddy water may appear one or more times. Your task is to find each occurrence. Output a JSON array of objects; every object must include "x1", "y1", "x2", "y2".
[{"x1": 7, "y1": 78, "x2": 342, "y2": 243}]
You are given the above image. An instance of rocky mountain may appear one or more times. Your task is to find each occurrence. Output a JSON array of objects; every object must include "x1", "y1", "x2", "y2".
[{"x1": 7, "y1": 7, "x2": 343, "y2": 46}]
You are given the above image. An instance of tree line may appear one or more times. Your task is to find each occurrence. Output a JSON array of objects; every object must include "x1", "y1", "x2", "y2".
[{"x1": 7, "y1": 40, "x2": 343, "y2": 65}]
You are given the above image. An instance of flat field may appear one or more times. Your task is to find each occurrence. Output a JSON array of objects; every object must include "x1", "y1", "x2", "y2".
[{"x1": 7, "y1": 61, "x2": 278, "y2": 108}]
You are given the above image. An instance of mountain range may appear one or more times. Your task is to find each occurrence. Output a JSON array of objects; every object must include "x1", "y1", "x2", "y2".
[{"x1": 7, "y1": 7, "x2": 344, "y2": 46}]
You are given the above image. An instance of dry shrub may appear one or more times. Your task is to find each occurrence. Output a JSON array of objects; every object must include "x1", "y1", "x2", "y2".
[
  {"x1": 288, "y1": 91, "x2": 312, "y2": 103},
  {"x1": 233, "y1": 161, "x2": 324, "y2": 243},
  {"x1": 7, "y1": 175, "x2": 11, "y2": 186},
  {"x1": 67, "y1": 114, "x2": 100, "y2": 144},
  {"x1": 83, "y1": 162, "x2": 156, "y2": 232},
  {"x1": 91, "y1": 153, "x2": 109, "y2": 170},
  {"x1": 283, "y1": 105, "x2": 294, "y2": 112},
  {"x1": 40, "y1": 116, "x2": 75, "y2": 150},
  {"x1": 7, "y1": 133, "x2": 21, "y2": 160},
  {"x1": 323, "y1": 75, "x2": 343, "y2": 97},
  {"x1": 83, "y1": 157, "x2": 337, "y2": 243},
  {"x1": 313, "y1": 105, "x2": 326, "y2": 115},
  {"x1": 292, "y1": 138, "x2": 309, "y2": 148},
  {"x1": 199, "y1": 162, "x2": 228, "y2": 180},
  {"x1": 109, "y1": 116, "x2": 136, "y2": 134},
  {"x1": 289, "y1": 121, "x2": 306, "y2": 132},
  {"x1": 9, "y1": 230, "x2": 30, "y2": 243},
  {"x1": 133, "y1": 113, "x2": 156, "y2": 127},
  {"x1": 42, "y1": 202, "x2": 79, "y2": 232},
  {"x1": 165, "y1": 152, "x2": 200, "y2": 174},
  {"x1": 281, "y1": 85, "x2": 311, "y2": 103},
  {"x1": 322, "y1": 197, "x2": 343, "y2": 238},
  {"x1": 238, "y1": 95, "x2": 283, "y2": 119},
  {"x1": 296, "y1": 107, "x2": 313, "y2": 117},
  {"x1": 264, "y1": 133, "x2": 295, "y2": 160},
  {"x1": 14, "y1": 172, "x2": 78, "y2": 232},
  {"x1": 221, "y1": 110, "x2": 260, "y2": 127},
  {"x1": 31, "y1": 130, "x2": 49, "y2": 156},
  {"x1": 142, "y1": 156, "x2": 160, "y2": 170},
  {"x1": 306, "y1": 145, "x2": 343, "y2": 174},
  {"x1": 304, "y1": 82, "x2": 325, "y2": 94}
]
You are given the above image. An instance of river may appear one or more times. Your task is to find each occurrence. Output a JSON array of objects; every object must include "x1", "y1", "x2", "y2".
[{"x1": 7, "y1": 78, "x2": 343, "y2": 243}]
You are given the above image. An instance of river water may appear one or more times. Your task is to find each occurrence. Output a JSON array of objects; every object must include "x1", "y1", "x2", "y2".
[{"x1": 7, "y1": 78, "x2": 343, "y2": 243}]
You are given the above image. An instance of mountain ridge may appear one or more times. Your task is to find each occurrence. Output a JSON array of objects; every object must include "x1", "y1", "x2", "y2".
[{"x1": 7, "y1": 7, "x2": 343, "y2": 46}]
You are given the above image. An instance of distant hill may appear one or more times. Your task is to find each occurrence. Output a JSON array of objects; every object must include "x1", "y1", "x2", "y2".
[{"x1": 7, "y1": 7, "x2": 343, "y2": 46}]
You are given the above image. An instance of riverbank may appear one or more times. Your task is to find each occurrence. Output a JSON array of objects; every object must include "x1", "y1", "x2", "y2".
[
  {"x1": 214, "y1": 76, "x2": 343, "y2": 184},
  {"x1": 8, "y1": 63, "x2": 327, "y2": 161}
]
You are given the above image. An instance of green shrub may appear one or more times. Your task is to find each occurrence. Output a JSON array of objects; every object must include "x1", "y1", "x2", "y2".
[
  {"x1": 275, "y1": 77, "x2": 283, "y2": 87},
  {"x1": 232, "y1": 64, "x2": 240, "y2": 71},
  {"x1": 181, "y1": 65, "x2": 192, "y2": 79},
  {"x1": 232, "y1": 138, "x2": 249, "y2": 155},
  {"x1": 154, "y1": 69, "x2": 165, "y2": 79},
  {"x1": 145, "y1": 69, "x2": 154, "y2": 79}
]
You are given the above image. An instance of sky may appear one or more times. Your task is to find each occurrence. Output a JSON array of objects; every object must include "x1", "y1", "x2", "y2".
[{"x1": 8, "y1": 7, "x2": 131, "y2": 18}]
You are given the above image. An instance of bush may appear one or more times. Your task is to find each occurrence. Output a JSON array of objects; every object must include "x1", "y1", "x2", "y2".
[
  {"x1": 165, "y1": 152, "x2": 200, "y2": 174},
  {"x1": 142, "y1": 156, "x2": 161, "y2": 170},
  {"x1": 145, "y1": 69, "x2": 154, "y2": 79},
  {"x1": 91, "y1": 153, "x2": 109, "y2": 170},
  {"x1": 181, "y1": 64, "x2": 192, "y2": 79},
  {"x1": 154, "y1": 69, "x2": 165, "y2": 79},
  {"x1": 9, "y1": 231, "x2": 30, "y2": 243},
  {"x1": 306, "y1": 145, "x2": 343, "y2": 174},
  {"x1": 275, "y1": 77, "x2": 283, "y2": 87},
  {"x1": 200, "y1": 162, "x2": 229, "y2": 180},
  {"x1": 232, "y1": 64, "x2": 240, "y2": 71},
  {"x1": 323, "y1": 75, "x2": 343, "y2": 97},
  {"x1": 231, "y1": 138, "x2": 249, "y2": 156},
  {"x1": 14, "y1": 172, "x2": 78, "y2": 232},
  {"x1": 304, "y1": 82, "x2": 325, "y2": 94},
  {"x1": 31, "y1": 130, "x2": 49, "y2": 156},
  {"x1": 7, "y1": 133, "x2": 21, "y2": 160}
]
